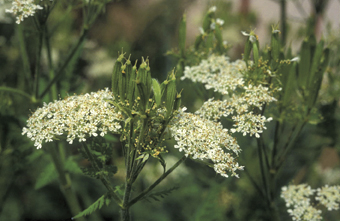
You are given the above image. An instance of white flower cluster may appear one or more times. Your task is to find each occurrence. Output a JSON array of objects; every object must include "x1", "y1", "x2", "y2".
[
  {"x1": 184, "y1": 54, "x2": 276, "y2": 138},
  {"x1": 169, "y1": 107, "x2": 244, "y2": 178},
  {"x1": 315, "y1": 185, "x2": 340, "y2": 211},
  {"x1": 182, "y1": 55, "x2": 246, "y2": 95},
  {"x1": 5, "y1": 0, "x2": 46, "y2": 24},
  {"x1": 22, "y1": 88, "x2": 123, "y2": 149},
  {"x1": 281, "y1": 184, "x2": 340, "y2": 221}
]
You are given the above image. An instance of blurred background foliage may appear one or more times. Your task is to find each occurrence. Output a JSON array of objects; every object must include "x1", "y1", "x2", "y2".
[{"x1": 0, "y1": 0, "x2": 340, "y2": 220}]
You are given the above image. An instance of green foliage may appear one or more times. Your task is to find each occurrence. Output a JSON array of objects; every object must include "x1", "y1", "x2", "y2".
[
  {"x1": 34, "y1": 160, "x2": 58, "y2": 190},
  {"x1": 79, "y1": 137, "x2": 118, "y2": 179},
  {"x1": 142, "y1": 186, "x2": 179, "y2": 203},
  {"x1": 73, "y1": 193, "x2": 112, "y2": 219}
]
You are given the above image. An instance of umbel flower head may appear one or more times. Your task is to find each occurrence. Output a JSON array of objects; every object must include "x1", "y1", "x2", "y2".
[
  {"x1": 281, "y1": 184, "x2": 340, "y2": 221},
  {"x1": 22, "y1": 88, "x2": 124, "y2": 149},
  {"x1": 182, "y1": 54, "x2": 276, "y2": 138},
  {"x1": 169, "y1": 107, "x2": 243, "y2": 178}
]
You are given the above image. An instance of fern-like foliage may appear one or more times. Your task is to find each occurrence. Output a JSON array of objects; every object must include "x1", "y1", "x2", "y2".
[
  {"x1": 142, "y1": 186, "x2": 179, "y2": 203},
  {"x1": 72, "y1": 193, "x2": 112, "y2": 219},
  {"x1": 79, "y1": 136, "x2": 118, "y2": 179}
]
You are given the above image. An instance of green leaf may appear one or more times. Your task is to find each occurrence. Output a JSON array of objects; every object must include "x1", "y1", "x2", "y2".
[
  {"x1": 64, "y1": 157, "x2": 82, "y2": 174},
  {"x1": 34, "y1": 161, "x2": 58, "y2": 190},
  {"x1": 72, "y1": 193, "x2": 112, "y2": 219}
]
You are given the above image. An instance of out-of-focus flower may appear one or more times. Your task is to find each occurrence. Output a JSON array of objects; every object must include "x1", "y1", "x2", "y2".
[
  {"x1": 241, "y1": 31, "x2": 257, "y2": 43},
  {"x1": 216, "y1": 18, "x2": 224, "y2": 26},
  {"x1": 316, "y1": 185, "x2": 340, "y2": 211},
  {"x1": 22, "y1": 88, "x2": 123, "y2": 149},
  {"x1": 208, "y1": 6, "x2": 216, "y2": 13},
  {"x1": 5, "y1": 0, "x2": 47, "y2": 24},
  {"x1": 281, "y1": 184, "x2": 340, "y2": 220}
]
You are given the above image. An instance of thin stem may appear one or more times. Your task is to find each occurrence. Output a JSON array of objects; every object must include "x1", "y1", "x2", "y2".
[
  {"x1": 39, "y1": 29, "x2": 88, "y2": 99},
  {"x1": 49, "y1": 144, "x2": 85, "y2": 221},
  {"x1": 128, "y1": 156, "x2": 186, "y2": 208},
  {"x1": 34, "y1": 29, "x2": 43, "y2": 99},
  {"x1": 276, "y1": 121, "x2": 307, "y2": 170},
  {"x1": 0, "y1": 87, "x2": 33, "y2": 101},
  {"x1": 43, "y1": 25, "x2": 58, "y2": 100},
  {"x1": 280, "y1": 0, "x2": 287, "y2": 45},
  {"x1": 243, "y1": 168, "x2": 266, "y2": 199},
  {"x1": 270, "y1": 121, "x2": 280, "y2": 169},
  {"x1": 256, "y1": 138, "x2": 270, "y2": 206},
  {"x1": 16, "y1": 24, "x2": 32, "y2": 92}
]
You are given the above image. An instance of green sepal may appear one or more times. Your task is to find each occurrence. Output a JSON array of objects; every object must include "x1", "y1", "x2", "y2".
[
  {"x1": 206, "y1": 32, "x2": 214, "y2": 50},
  {"x1": 112, "y1": 53, "x2": 125, "y2": 96},
  {"x1": 252, "y1": 42, "x2": 259, "y2": 67},
  {"x1": 282, "y1": 62, "x2": 297, "y2": 107},
  {"x1": 214, "y1": 25, "x2": 223, "y2": 52},
  {"x1": 202, "y1": 10, "x2": 214, "y2": 32},
  {"x1": 308, "y1": 40, "x2": 324, "y2": 88},
  {"x1": 165, "y1": 72, "x2": 177, "y2": 117},
  {"x1": 135, "y1": 58, "x2": 151, "y2": 111},
  {"x1": 194, "y1": 34, "x2": 203, "y2": 50},
  {"x1": 271, "y1": 29, "x2": 280, "y2": 70},
  {"x1": 307, "y1": 47, "x2": 330, "y2": 108},
  {"x1": 119, "y1": 64, "x2": 127, "y2": 102},
  {"x1": 136, "y1": 79, "x2": 147, "y2": 113},
  {"x1": 243, "y1": 38, "x2": 252, "y2": 66},
  {"x1": 125, "y1": 57, "x2": 135, "y2": 108},
  {"x1": 179, "y1": 14, "x2": 186, "y2": 57},
  {"x1": 152, "y1": 78, "x2": 162, "y2": 106}
]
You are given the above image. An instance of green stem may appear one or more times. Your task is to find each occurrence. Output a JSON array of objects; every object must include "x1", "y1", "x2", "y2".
[
  {"x1": 43, "y1": 25, "x2": 58, "y2": 100},
  {"x1": 49, "y1": 144, "x2": 85, "y2": 221},
  {"x1": 276, "y1": 121, "x2": 307, "y2": 171},
  {"x1": 16, "y1": 24, "x2": 32, "y2": 92},
  {"x1": 0, "y1": 87, "x2": 33, "y2": 101},
  {"x1": 39, "y1": 29, "x2": 88, "y2": 99},
  {"x1": 127, "y1": 156, "x2": 186, "y2": 208},
  {"x1": 256, "y1": 138, "x2": 270, "y2": 206},
  {"x1": 34, "y1": 29, "x2": 43, "y2": 99},
  {"x1": 280, "y1": 0, "x2": 287, "y2": 45},
  {"x1": 243, "y1": 168, "x2": 266, "y2": 199}
]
